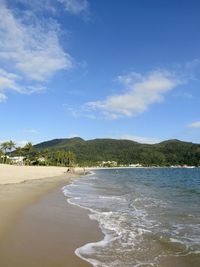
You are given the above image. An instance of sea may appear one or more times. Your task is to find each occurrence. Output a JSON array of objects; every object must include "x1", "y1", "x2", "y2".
[{"x1": 63, "y1": 168, "x2": 200, "y2": 267}]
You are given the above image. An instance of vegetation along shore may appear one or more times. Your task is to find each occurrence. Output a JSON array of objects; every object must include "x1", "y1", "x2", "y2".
[{"x1": 1, "y1": 137, "x2": 199, "y2": 168}]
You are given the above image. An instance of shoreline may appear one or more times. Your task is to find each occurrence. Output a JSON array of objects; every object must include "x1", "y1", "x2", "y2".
[
  {"x1": 0, "y1": 164, "x2": 103, "y2": 267},
  {"x1": 88, "y1": 166, "x2": 199, "y2": 170}
]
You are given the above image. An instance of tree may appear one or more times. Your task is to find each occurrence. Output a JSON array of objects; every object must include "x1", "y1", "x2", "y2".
[
  {"x1": 15, "y1": 146, "x2": 23, "y2": 156},
  {"x1": 0, "y1": 148, "x2": 3, "y2": 163},
  {"x1": 23, "y1": 142, "x2": 33, "y2": 154},
  {"x1": 66, "y1": 151, "x2": 75, "y2": 167},
  {"x1": 23, "y1": 142, "x2": 33, "y2": 165},
  {"x1": 1, "y1": 141, "x2": 10, "y2": 163},
  {"x1": 1, "y1": 141, "x2": 9, "y2": 154},
  {"x1": 7, "y1": 140, "x2": 16, "y2": 155}
]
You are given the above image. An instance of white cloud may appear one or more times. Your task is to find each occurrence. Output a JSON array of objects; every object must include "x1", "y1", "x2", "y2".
[
  {"x1": 0, "y1": 69, "x2": 20, "y2": 101},
  {"x1": 58, "y1": 0, "x2": 89, "y2": 15},
  {"x1": 0, "y1": 93, "x2": 7, "y2": 102},
  {"x1": 0, "y1": 2, "x2": 72, "y2": 82},
  {"x1": 14, "y1": 0, "x2": 57, "y2": 13},
  {"x1": 85, "y1": 70, "x2": 182, "y2": 119},
  {"x1": 118, "y1": 135, "x2": 161, "y2": 144},
  {"x1": 0, "y1": 68, "x2": 46, "y2": 100},
  {"x1": 0, "y1": 69, "x2": 19, "y2": 88},
  {"x1": 187, "y1": 121, "x2": 200, "y2": 128},
  {"x1": 0, "y1": 0, "x2": 74, "y2": 101},
  {"x1": 14, "y1": 0, "x2": 89, "y2": 16},
  {"x1": 64, "y1": 103, "x2": 97, "y2": 119}
]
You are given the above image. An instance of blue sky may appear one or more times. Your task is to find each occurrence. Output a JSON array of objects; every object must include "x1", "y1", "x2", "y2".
[{"x1": 1, "y1": 0, "x2": 200, "y2": 146}]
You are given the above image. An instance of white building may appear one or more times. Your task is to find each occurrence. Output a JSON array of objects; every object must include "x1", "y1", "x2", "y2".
[
  {"x1": 129, "y1": 163, "x2": 142, "y2": 167},
  {"x1": 38, "y1": 157, "x2": 46, "y2": 162},
  {"x1": 10, "y1": 156, "x2": 25, "y2": 165},
  {"x1": 101, "y1": 161, "x2": 118, "y2": 167}
]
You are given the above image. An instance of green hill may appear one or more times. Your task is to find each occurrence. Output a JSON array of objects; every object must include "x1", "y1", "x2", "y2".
[{"x1": 34, "y1": 137, "x2": 200, "y2": 166}]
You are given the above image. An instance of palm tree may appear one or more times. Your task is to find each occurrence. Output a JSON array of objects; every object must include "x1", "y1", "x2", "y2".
[
  {"x1": 65, "y1": 151, "x2": 75, "y2": 173},
  {"x1": 23, "y1": 142, "x2": 33, "y2": 154},
  {"x1": 66, "y1": 151, "x2": 75, "y2": 167},
  {"x1": 42, "y1": 148, "x2": 50, "y2": 165},
  {"x1": 7, "y1": 140, "x2": 16, "y2": 155},
  {"x1": 1, "y1": 141, "x2": 9, "y2": 154},
  {"x1": 1, "y1": 141, "x2": 10, "y2": 163},
  {"x1": 23, "y1": 142, "x2": 33, "y2": 165},
  {"x1": 55, "y1": 150, "x2": 62, "y2": 166},
  {"x1": 0, "y1": 148, "x2": 3, "y2": 163},
  {"x1": 15, "y1": 146, "x2": 23, "y2": 156}
]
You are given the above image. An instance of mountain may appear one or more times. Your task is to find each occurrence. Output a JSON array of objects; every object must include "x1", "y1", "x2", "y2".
[{"x1": 34, "y1": 137, "x2": 200, "y2": 166}]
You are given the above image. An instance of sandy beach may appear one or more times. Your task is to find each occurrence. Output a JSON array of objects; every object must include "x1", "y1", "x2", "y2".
[
  {"x1": 0, "y1": 164, "x2": 85, "y2": 184},
  {"x1": 0, "y1": 164, "x2": 102, "y2": 267}
]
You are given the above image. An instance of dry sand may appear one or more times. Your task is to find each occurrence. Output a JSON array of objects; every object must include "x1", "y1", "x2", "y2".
[
  {"x1": 0, "y1": 164, "x2": 84, "y2": 184},
  {"x1": 0, "y1": 164, "x2": 102, "y2": 267}
]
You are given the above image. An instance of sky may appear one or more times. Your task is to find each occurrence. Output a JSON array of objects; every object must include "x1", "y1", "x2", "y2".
[{"x1": 1, "y1": 0, "x2": 200, "y2": 146}]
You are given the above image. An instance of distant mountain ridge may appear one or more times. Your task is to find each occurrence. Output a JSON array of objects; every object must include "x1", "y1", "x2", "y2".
[{"x1": 34, "y1": 137, "x2": 200, "y2": 166}]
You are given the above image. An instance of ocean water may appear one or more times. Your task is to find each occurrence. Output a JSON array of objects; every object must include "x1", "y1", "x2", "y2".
[{"x1": 63, "y1": 168, "x2": 200, "y2": 267}]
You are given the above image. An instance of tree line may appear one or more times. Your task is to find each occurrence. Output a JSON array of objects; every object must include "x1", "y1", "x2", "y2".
[
  {"x1": 1, "y1": 138, "x2": 200, "y2": 167},
  {"x1": 34, "y1": 137, "x2": 200, "y2": 167},
  {"x1": 0, "y1": 140, "x2": 75, "y2": 167}
]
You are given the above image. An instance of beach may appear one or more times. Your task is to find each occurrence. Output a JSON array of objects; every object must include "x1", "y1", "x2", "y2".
[
  {"x1": 0, "y1": 164, "x2": 85, "y2": 185},
  {"x1": 0, "y1": 164, "x2": 103, "y2": 267}
]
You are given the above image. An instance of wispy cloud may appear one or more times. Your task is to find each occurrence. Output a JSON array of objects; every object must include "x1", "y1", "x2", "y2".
[
  {"x1": 187, "y1": 121, "x2": 200, "y2": 128},
  {"x1": 15, "y1": 0, "x2": 89, "y2": 16},
  {"x1": 0, "y1": 0, "x2": 74, "y2": 101},
  {"x1": 0, "y1": 68, "x2": 46, "y2": 101},
  {"x1": 58, "y1": 0, "x2": 89, "y2": 15},
  {"x1": 0, "y1": 69, "x2": 20, "y2": 101},
  {"x1": 182, "y1": 92, "x2": 193, "y2": 99},
  {"x1": 23, "y1": 129, "x2": 39, "y2": 134},
  {"x1": 83, "y1": 70, "x2": 182, "y2": 119},
  {"x1": 0, "y1": 67, "x2": 45, "y2": 101},
  {"x1": 184, "y1": 58, "x2": 200, "y2": 73},
  {"x1": 64, "y1": 104, "x2": 97, "y2": 119},
  {"x1": 13, "y1": 0, "x2": 57, "y2": 13},
  {"x1": 0, "y1": 2, "x2": 72, "y2": 81},
  {"x1": 15, "y1": 140, "x2": 29, "y2": 147},
  {"x1": 118, "y1": 135, "x2": 161, "y2": 144},
  {"x1": 66, "y1": 59, "x2": 200, "y2": 120}
]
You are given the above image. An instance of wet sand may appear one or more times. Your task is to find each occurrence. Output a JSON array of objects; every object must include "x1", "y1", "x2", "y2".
[{"x1": 0, "y1": 170, "x2": 103, "y2": 267}]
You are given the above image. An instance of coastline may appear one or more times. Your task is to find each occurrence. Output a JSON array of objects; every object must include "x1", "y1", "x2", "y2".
[
  {"x1": 60, "y1": 167, "x2": 200, "y2": 267},
  {"x1": 88, "y1": 166, "x2": 198, "y2": 170},
  {"x1": 0, "y1": 164, "x2": 103, "y2": 267}
]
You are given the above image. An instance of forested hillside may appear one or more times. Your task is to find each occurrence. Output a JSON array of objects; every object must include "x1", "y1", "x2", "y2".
[{"x1": 34, "y1": 138, "x2": 200, "y2": 166}]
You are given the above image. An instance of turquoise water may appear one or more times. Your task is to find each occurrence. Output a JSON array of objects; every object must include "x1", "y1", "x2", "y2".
[{"x1": 63, "y1": 168, "x2": 200, "y2": 267}]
